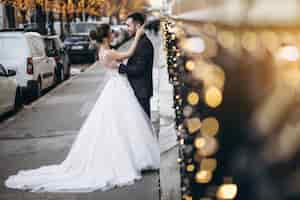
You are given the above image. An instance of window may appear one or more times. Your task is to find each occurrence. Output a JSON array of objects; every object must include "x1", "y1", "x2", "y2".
[
  {"x1": 70, "y1": 23, "x2": 98, "y2": 34},
  {"x1": 0, "y1": 37, "x2": 27, "y2": 59},
  {"x1": 28, "y1": 36, "x2": 45, "y2": 58},
  {"x1": 45, "y1": 39, "x2": 56, "y2": 52}
]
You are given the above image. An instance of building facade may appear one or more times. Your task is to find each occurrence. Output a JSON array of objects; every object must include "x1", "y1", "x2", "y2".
[{"x1": 0, "y1": 4, "x2": 4, "y2": 29}]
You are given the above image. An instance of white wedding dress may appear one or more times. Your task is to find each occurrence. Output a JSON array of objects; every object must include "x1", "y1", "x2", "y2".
[{"x1": 5, "y1": 49, "x2": 160, "y2": 193}]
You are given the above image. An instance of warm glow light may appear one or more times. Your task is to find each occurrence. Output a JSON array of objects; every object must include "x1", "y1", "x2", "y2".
[
  {"x1": 187, "y1": 91, "x2": 200, "y2": 106},
  {"x1": 194, "y1": 152, "x2": 202, "y2": 163},
  {"x1": 151, "y1": 11, "x2": 160, "y2": 17},
  {"x1": 183, "y1": 195, "x2": 193, "y2": 200},
  {"x1": 203, "y1": 23, "x2": 217, "y2": 37},
  {"x1": 201, "y1": 158, "x2": 217, "y2": 172},
  {"x1": 180, "y1": 37, "x2": 206, "y2": 54},
  {"x1": 216, "y1": 184, "x2": 238, "y2": 200},
  {"x1": 197, "y1": 137, "x2": 219, "y2": 157},
  {"x1": 277, "y1": 45, "x2": 300, "y2": 61},
  {"x1": 187, "y1": 164, "x2": 195, "y2": 172},
  {"x1": 191, "y1": 61, "x2": 225, "y2": 90},
  {"x1": 195, "y1": 170, "x2": 213, "y2": 184},
  {"x1": 282, "y1": 64, "x2": 300, "y2": 88},
  {"x1": 280, "y1": 32, "x2": 296, "y2": 45},
  {"x1": 186, "y1": 60, "x2": 196, "y2": 71},
  {"x1": 205, "y1": 86, "x2": 223, "y2": 108},
  {"x1": 201, "y1": 117, "x2": 220, "y2": 137},
  {"x1": 260, "y1": 31, "x2": 280, "y2": 53},
  {"x1": 169, "y1": 26, "x2": 186, "y2": 38},
  {"x1": 180, "y1": 139, "x2": 185, "y2": 145},
  {"x1": 202, "y1": 36, "x2": 218, "y2": 59},
  {"x1": 195, "y1": 137, "x2": 206, "y2": 149},
  {"x1": 186, "y1": 118, "x2": 202, "y2": 134},
  {"x1": 241, "y1": 31, "x2": 258, "y2": 52},
  {"x1": 217, "y1": 31, "x2": 235, "y2": 50},
  {"x1": 148, "y1": 0, "x2": 162, "y2": 9}
]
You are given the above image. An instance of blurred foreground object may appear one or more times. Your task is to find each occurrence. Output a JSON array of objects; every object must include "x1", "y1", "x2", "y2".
[{"x1": 162, "y1": 0, "x2": 300, "y2": 199}]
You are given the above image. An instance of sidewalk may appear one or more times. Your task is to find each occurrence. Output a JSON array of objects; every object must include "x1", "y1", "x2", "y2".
[
  {"x1": 147, "y1": 32, "x2": 180, "y2": 200},
  {"x1": 0, "y1": 65, "x2": 159, "y2": 200},
  {"x1": 156, "y1": 65, "x2": 180, "y2": 200}
]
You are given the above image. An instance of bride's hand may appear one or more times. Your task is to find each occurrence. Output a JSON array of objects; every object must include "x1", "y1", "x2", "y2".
[{"x1": 136, "y1": 24, "x2": 145, "y2": 38}]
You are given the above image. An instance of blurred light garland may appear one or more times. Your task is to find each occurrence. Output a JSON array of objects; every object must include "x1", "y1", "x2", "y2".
[{"x1": 161, "y1": 18, "x2": 237, "y2": 200}]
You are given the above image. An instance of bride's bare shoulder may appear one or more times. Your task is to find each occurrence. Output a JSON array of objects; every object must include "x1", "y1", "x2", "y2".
[{"x1": 105, "y1": 49, "x2": 122, "y2": 61}]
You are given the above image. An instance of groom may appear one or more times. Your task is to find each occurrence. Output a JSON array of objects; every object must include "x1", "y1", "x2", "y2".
[{"x1": 119, "y1": 12, "x2": 154, "y2": 118}]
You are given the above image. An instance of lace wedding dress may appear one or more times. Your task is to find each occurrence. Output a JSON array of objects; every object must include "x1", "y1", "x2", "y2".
[{"x1": 5, "y1": 50, "x2": 160, "y2": 193}]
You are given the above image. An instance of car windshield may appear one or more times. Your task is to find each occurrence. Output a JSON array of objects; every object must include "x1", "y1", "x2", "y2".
[
  {"x1": 70, "y1": 23, "x2": 98, "y2": 34},
  {"x1": 0, "y1": 37, "x2": 27, "y2": 59}
]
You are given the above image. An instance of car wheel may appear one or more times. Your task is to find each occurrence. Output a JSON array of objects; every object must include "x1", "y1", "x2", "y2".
[
  {"x1": 53, "y1": 68, "x2": 58, "y2": 85},
  {"x1": 14, "y1": 87, "x2": 23, "y2": 111},
  {"x1": 60, "y1": 67, "x2": 64, "y2": 82},
  {"x1": 35, "y1": 78, "x2": 42, "y2": 99},
  {"x1": 65, "y1": 64, "x2": 71, "y2": 80}
]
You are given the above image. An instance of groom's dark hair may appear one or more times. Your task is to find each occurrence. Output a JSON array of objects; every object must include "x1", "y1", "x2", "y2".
[{"x1": 127, "y1": 12, "x2": 146, "y2": 25}]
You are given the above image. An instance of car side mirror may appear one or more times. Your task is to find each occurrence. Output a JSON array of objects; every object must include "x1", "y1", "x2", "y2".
[
  {"x1": 46, "y1": 49, "x2": 56, "y2": 57},
  {"x1": 7, "y1": 69, "x2": 16, "y2": 77}
]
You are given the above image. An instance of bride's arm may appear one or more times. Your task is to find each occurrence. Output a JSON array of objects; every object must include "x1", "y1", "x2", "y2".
[{"x1": 108, "y1": 25, "x2": 145, "y2": 61}]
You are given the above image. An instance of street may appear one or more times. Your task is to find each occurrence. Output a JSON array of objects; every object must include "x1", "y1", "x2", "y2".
[{"x1": 0, "y1": 64, "x2": 159, "y2": 200}]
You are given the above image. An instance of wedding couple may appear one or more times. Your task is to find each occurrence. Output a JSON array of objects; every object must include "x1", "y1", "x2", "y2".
[{"x1": 5, "y1": 12, "x2": 160, "y2": 192}]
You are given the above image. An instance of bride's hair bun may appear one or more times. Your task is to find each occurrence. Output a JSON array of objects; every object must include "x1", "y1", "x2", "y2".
[{"x1": 95, "y1": 24, "x2": 111, "y2": 43}]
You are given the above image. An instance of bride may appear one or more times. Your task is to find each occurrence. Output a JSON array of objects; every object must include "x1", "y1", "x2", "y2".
[{"x1": 5, "y1": 24, "x2": 160, "y2": 193}]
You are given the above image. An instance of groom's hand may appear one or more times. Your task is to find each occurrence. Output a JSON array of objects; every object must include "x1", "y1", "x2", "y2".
[{"x1": 118, "y1": 63, "x2": 127, "y2": 74}]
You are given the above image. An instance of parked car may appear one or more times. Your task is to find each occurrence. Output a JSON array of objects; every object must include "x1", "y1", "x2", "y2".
[
  {"x1": 43, "y1": 35, "x2": 71, "y2": 83},
  {"x1": 0, "y1": 64, "x2": 22, "y2": 115},
  {"x1": 64, "y1": 22, "x2": 102, "y2": 63},
  {"x1": 64, "y1": 33, "x2": 97, "y2": 63},
  {"x1": 0, "y1": 30, "x2": 56, "y2": 101}
]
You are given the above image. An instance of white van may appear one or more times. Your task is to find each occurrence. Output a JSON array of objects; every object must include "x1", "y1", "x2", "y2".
[
  {"x1": 0, "y1": 31, "x2": 56, "y2": 100},
  {"x1": 0, "y1": 64, "x2": 20, "y2": 115}
]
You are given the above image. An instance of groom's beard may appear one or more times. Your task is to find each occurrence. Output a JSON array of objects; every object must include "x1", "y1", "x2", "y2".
[{"x1": 129, "y1": 30, "x2": 137, "y2": 38}]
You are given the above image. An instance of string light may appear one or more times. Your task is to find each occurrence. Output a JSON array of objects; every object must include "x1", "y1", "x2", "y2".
[
  {"x1": 260, "y1": 31, "x2": 280, "y2": 53},
  {"x1": 185, "y1": 60, "x2": 196, "y2": 71},
  {"x1": 187, "y1": 91, "x2": 200, "y2": 106},
  {"x1": 277, "y1": 45, "x2": 300, "y2": 61},
  {"x1": 205, "y1": 86, "x2": 223, "y2": 108},
  {"x1": 180, "y1": 37, "x2": 206, "y2": 54},
  {"x1": 195, "y1": 137, "x2": 206, "y2": 149},
  {"x1": 186, "y1": 164, "x2": 196, "y2": 172},
  {"x1": 162, "y1": 18, "x2": 233, "y2": 200},
  {"x1": 216, "y1": 184, "x2": 238, "y2": 200},
  {"x1": 196, "y1": 137, "x2": 219, "y2": 157},
  {"x1": 203, "y1": 23, "x2": 217, "y2": 37},
  {"x1": 241, "y1": 31, "x2": 258, "y2": 52},
  {"x1": 201, "y1": 117, "x2": 220, "y2": 137},
  {"x1": 200, "y1": 158, "x2": 217, "y2": 172},
  {"x1": 195, "y1": 170, "x2": 213, "y2": 184},
  {"x1": 217, "y1": 31, "x2": 236, "y2": 50},
  {"x1": 186, "y1": 118, "x2": 202, "y2": 134}
]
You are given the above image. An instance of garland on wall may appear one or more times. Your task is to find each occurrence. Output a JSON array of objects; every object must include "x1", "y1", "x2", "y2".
[{"x1": 161, "y1": 18, "x2": 238, "y2": 200}]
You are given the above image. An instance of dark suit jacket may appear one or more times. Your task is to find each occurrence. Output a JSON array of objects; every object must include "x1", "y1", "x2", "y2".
[{"x1": 119, "y1": 34, "x2": 154, "y2": 99}]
